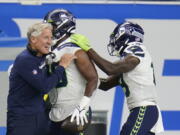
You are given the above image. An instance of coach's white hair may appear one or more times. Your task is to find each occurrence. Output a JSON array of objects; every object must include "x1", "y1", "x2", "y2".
[{"x1": 27, "y1": 22, "x2": 52, "y2": 40}]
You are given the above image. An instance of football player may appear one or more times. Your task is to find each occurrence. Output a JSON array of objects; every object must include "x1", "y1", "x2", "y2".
[
  {"x1": 72, "y1": 21, "x2": 164, "y2": 135},
  {"x1": 44, "y1": 9, "x2": 98, "y2": 135}
]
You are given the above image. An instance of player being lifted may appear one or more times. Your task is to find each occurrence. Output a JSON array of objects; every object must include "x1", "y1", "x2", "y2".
[{"x1": 44, "y1": 9, "x2": 98, "y2": 135}]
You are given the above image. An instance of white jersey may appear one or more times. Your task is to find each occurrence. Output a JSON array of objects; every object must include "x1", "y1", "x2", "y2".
[
  {"x1": 120, "y1": 42, "x2": 164, "y2": 133},
  {"x1": 48, "y1": 38, "x2": 87, "y2": 122},
  {"x1": 120, "y1": 42, "x2": 157, "y2": 110}
]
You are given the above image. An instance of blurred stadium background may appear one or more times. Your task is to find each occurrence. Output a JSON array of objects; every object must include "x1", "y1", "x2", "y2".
[{"x1": 0, "y1": 0, "x2": 180, "y2": 135}]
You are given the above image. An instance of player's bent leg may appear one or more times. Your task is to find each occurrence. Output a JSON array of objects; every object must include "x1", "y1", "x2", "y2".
[{"x1": 120, "y1": 106, "x2": 158, "y2": 135}]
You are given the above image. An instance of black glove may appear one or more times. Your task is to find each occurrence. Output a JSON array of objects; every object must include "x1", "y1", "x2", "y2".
[{"x1": 98, "y1": 78, "x2": 110, "y2": 91}]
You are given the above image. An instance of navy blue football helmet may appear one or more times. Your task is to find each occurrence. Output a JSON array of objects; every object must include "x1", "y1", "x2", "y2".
[
  {"x1": 44, "y1": 9, "x2": 76, "y2": 40},
  {"x1": 107, "y1": 21, "x2": 144, "y2": 56}
]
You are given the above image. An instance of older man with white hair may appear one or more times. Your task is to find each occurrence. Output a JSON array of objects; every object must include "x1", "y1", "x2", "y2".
[{"x1": 6, "y1": 22, "x2": 75, "y2": 135}]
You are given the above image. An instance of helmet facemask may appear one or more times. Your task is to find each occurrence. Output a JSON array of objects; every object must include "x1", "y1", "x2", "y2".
[{"x1": 107, "y1": 26, "x2": 129, "y2": 56}]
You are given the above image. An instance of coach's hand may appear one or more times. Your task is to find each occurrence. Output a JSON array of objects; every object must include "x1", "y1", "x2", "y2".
[
  {"x1": 59, "y1": 53, "x2": 76, "y2": 68},
  {"x1": 70, "y1": 34, "x2": 92, "y2": 51},
  {"x1": 70, "y1": 96, "x2": 90, "y2": 126}
]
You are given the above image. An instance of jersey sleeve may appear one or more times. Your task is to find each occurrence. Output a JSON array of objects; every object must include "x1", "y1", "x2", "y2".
[
  {"x1": 123, "y1": 45, "x2": 145, "y2": 61},
  {"x1": 52, "y1": 42, "x2": 81, "y2": 62}
]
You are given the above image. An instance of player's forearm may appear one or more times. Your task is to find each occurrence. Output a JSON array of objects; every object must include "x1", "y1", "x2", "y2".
[
  {"x1": 84, "y1": 78, "x2": 98, "y2": 97},
  {"x1": 87, "y1": 49, "x2": 116, "y2": 75}
]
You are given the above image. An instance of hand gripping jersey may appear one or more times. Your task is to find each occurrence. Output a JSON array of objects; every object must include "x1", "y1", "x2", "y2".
[
  {"x1": 48, "y1": 38, "x2": 86, "y2": 122},
  {"x1": 120, "y1": 42, "x2": 157, "y2": 110}
]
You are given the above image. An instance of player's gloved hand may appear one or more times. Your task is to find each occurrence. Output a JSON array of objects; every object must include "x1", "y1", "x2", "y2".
[
  {"x1": 99, "y1": 77, "x2": 108, "y2": 83},
  {"x1": 98, "y1": 77, "x2": 110, "y2": 91},
  {"x1": 70, "y1": 96, "x2": 90, "y2": 125},
  {"x1": 70, "y1": 33, "x2": 92, "y2": 51},
  {"x1": 70, "y1": 107, "x2": 80, "y2": 125},
  {"x1": 79, "y1": 108, "x2": 88, "y2": 126}
]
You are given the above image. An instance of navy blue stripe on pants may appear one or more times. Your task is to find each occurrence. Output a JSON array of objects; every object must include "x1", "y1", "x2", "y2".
[
  {"x1": 120, "y1": 106, "x2": 158, "y2": 135},
  {"x1": 6, "y1": 111, "x2": 50, "y2": 135}
]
